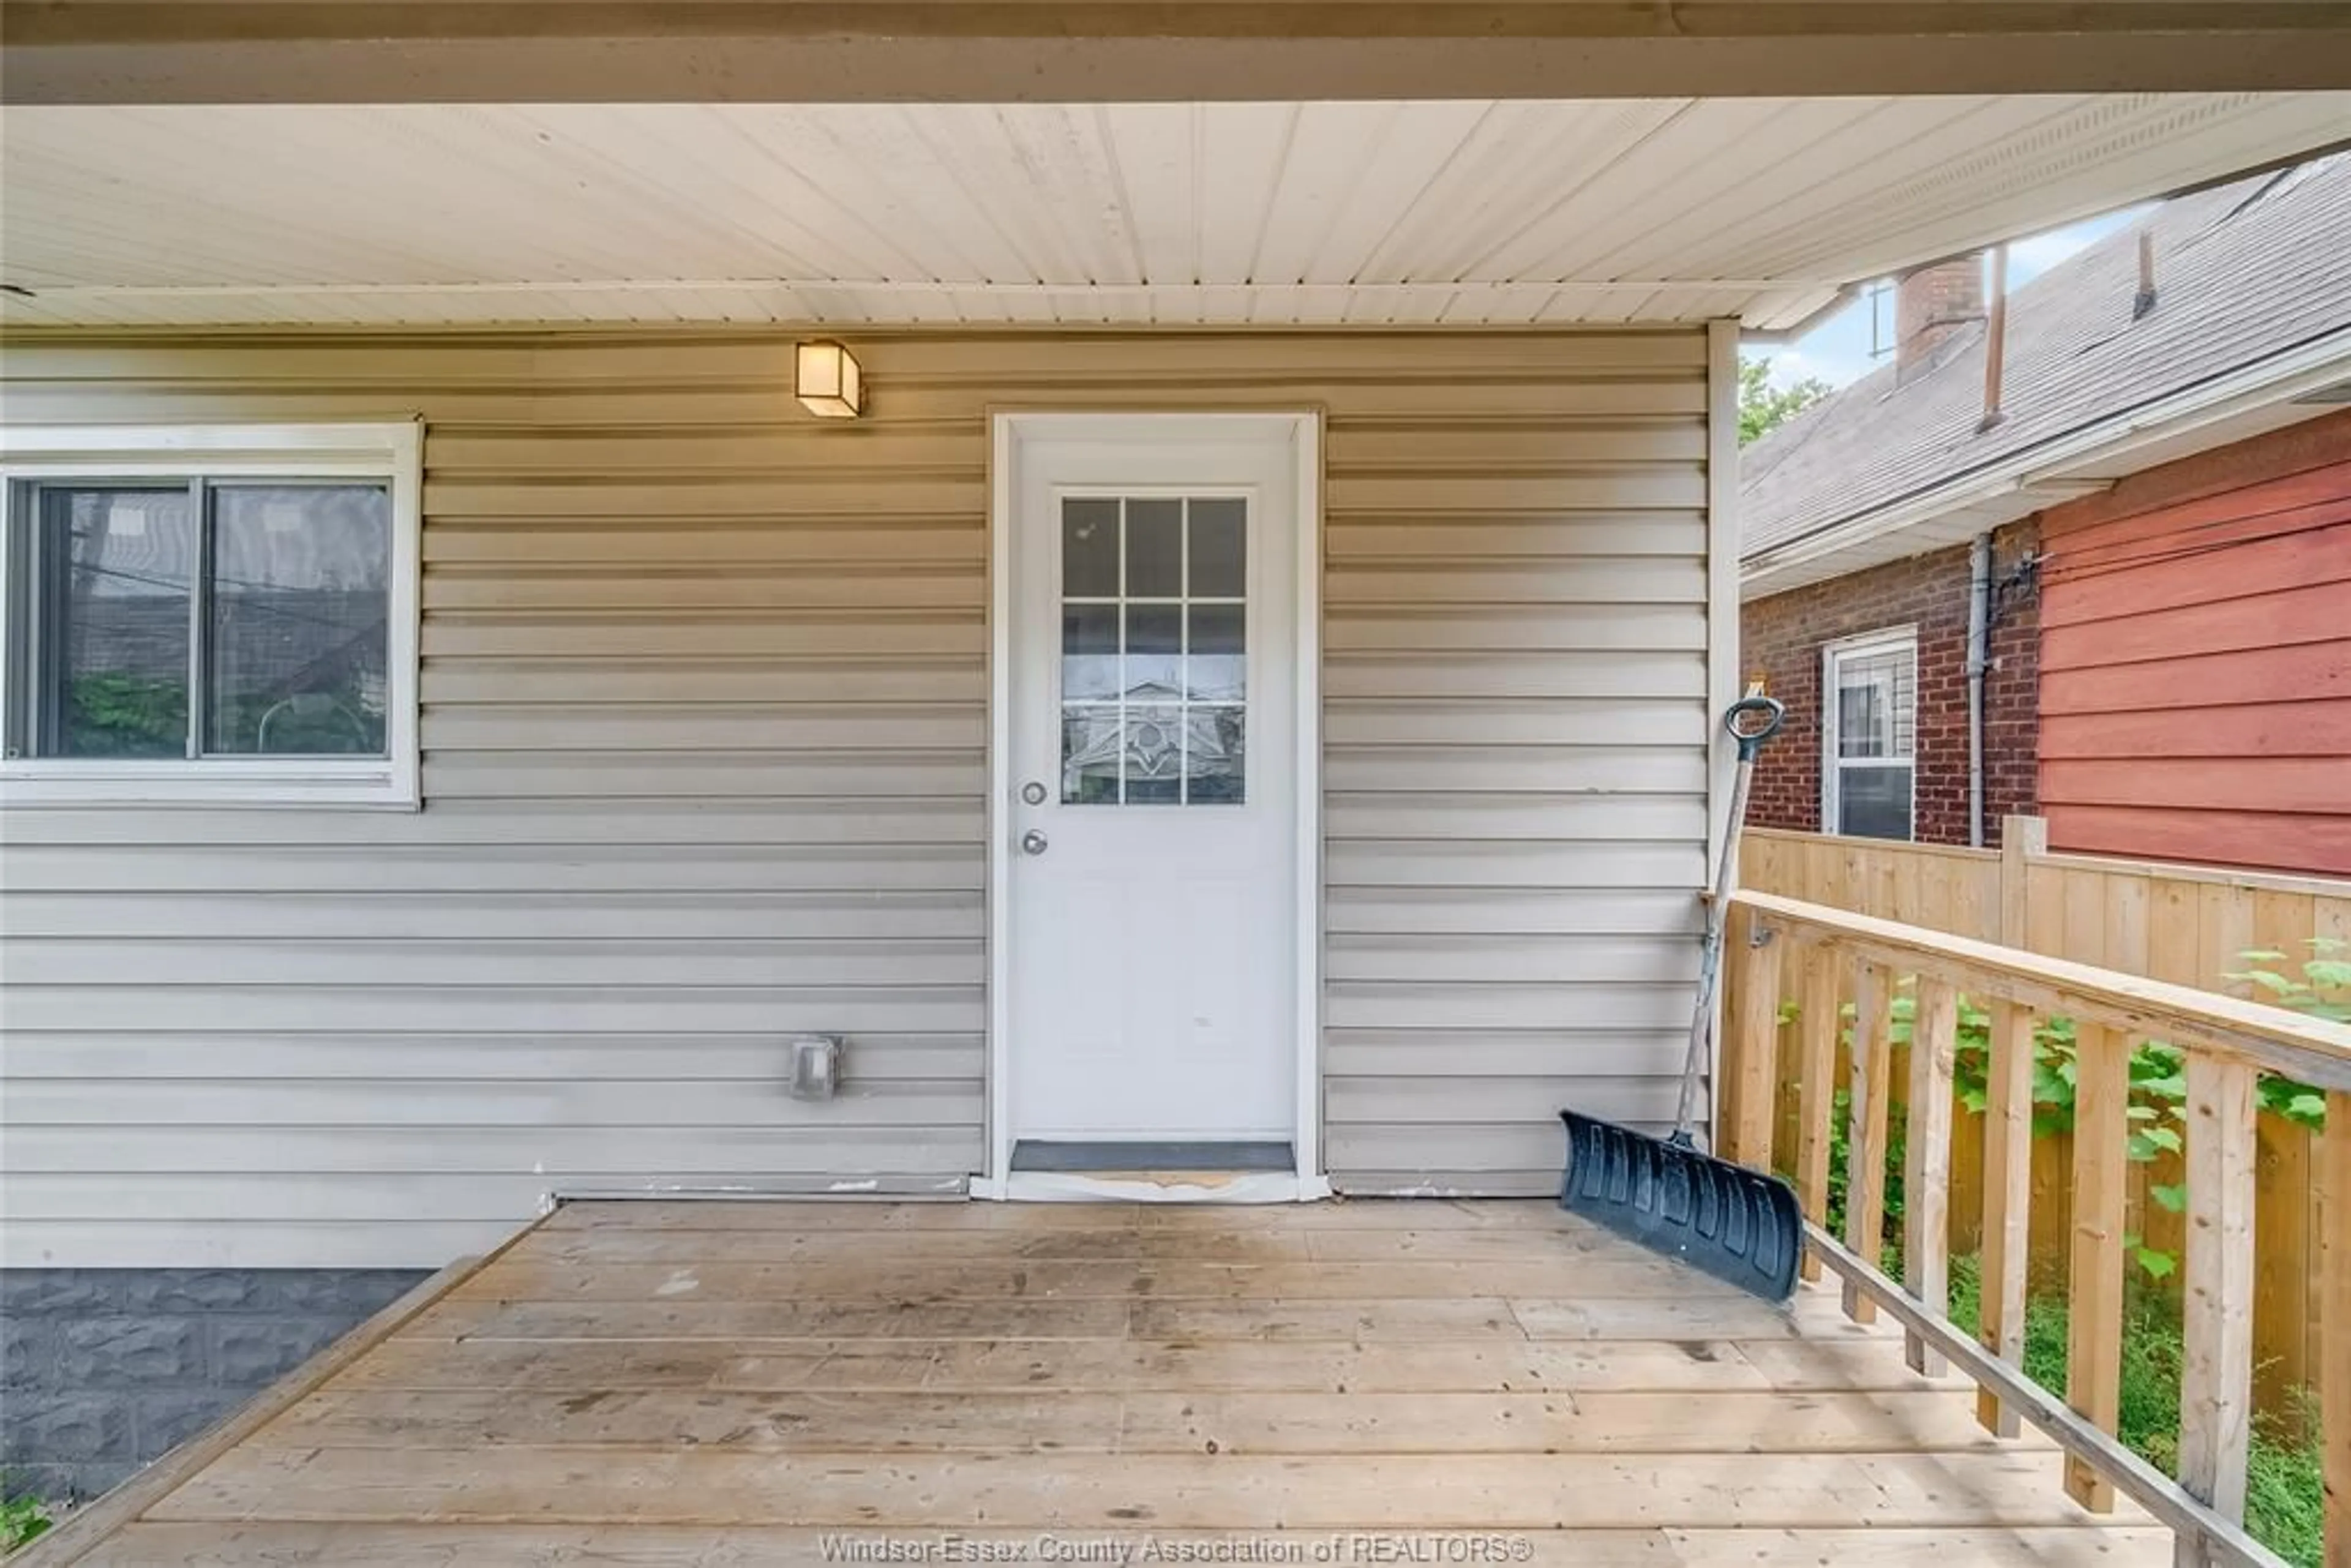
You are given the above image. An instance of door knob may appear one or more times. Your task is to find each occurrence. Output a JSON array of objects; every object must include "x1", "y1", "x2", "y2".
[{"x1": 1021, "y1": 829, "x2": 1049, "y2": 856}]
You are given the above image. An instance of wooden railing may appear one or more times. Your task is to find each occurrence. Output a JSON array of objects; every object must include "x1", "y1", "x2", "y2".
[
  {"x1": 1742, "y1": 819, "x2": 2350, "y2": 1423},
  {"x1": 1722, "y1": 889, "x2": 2351, "y2": 1568}
]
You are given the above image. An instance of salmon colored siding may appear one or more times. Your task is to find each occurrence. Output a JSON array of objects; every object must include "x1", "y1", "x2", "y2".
[{"x1": 2038, "y1": 408, "x2": 2351, "y2": 876}]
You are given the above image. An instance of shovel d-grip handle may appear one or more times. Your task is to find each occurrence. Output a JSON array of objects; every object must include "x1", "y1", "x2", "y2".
[{"x1": 1723, "y1": 694, "x2": 1787, "y2": 762}]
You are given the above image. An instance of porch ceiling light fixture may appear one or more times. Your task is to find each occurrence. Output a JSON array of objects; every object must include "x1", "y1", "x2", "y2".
[{"x1": 795, "y1": 340, "x2": 864, "y2": 419}]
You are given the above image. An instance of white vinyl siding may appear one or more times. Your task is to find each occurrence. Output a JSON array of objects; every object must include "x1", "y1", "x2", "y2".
[{"x1": 0, "y1": 328, "x2": 1714, "y2": 1262}]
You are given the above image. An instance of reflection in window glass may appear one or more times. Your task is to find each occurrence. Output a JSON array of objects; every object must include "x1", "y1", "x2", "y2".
[
  {"x1": 1187, "y1": 604, "x2": 1245, "y2": 702},
  {"x1": 1062, "y1": 604, "x2": 1119, "y2": 700},
  {"x1": 1189, "y1": 499, "x2": 1245, "y2": 597},
  {"x1": 208, "y1": 486, "x2": 391, "y2": 756},
  {"x1": 1124, "y1": 604, "x2": 1182, "y2": 699},
  {"x1": 1834, "y1": 648, "x2": 1913, "y2": 760},
  {"x1": 1058, "y1": 495, "x2": 1249, "y2": 805},
  {"x1": 1125, "y1": 499, "x2": 1183, "y2": 598},
  {"x1": 1185, "y1": 707, "x2": 1245, "y2": 802},
  {"x1": 1124, "y1": 705, "x2": 1183, "y2": 803},
  {"x1": 1061, "y1": 708, "x2": 1120, "y2": 803},
  {"x1": 1839, "y1": 765, "x2": 1914, "y2": 840},
  {"x1": 1062, "y1": 498, "x2": 1119, "y2": 598},
  {"x1": 45, "y1": 488, "x2": 196, "y2": 758}
]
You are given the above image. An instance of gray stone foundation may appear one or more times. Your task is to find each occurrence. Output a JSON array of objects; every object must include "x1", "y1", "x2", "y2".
[{"x1": 1, "y1": 1268, "x2": 427, "y2": 1502}]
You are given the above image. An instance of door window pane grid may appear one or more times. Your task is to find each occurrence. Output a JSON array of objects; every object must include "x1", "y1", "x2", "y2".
[{"x1": 1060, "y1": 495, "x2": 1247, "y2": 805}]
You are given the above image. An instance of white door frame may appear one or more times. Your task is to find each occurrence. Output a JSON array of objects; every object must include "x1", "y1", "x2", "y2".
[{"x1": 977, "y1": 410, "x2": 1325, "y2": 1202}]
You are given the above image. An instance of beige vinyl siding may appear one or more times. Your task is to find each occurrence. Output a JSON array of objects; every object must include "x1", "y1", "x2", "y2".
[
  {"x1": 1321, "y1": 328, "x2": 1712, "y2": 1196},
  {"x1": 0, "y1": 328, "x2": 1712, "y2": 1264}
]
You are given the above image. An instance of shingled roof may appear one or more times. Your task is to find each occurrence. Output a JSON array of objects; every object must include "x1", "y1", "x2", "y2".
[{"x1": 1740, "y1": 152, "x2": 2351, "y2": 586}]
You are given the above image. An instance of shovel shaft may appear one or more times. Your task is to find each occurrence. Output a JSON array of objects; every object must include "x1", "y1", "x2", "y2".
[{"x1": 1672, "y1": 696, "x2": 1783, "y2": 1141}]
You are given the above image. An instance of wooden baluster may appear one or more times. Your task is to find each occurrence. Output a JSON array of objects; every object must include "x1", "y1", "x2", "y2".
[
  {"x1": 2323, "y1": 1090, "x2": 2349, "y2": 1564},
  {"x1": 2175, "y1": 1050, "x2": 2257, "y2": 1566},
  {"x1": 2066, "y1": 1024, "x2": 2131, "y2": 1512},
  {"x1": 1976, "y1": 1000, "x2": 2035, "y2": 1436},
  {"x1": 1903, "y1": 977, "x2": 1959, "y2": 1376},
  {"x1": 1791, "y1": 942, "x2": 1842, "y2": 1284},
  {"x1": 1843, "y1": 961, "x2": 1893, "y2": 1324},
  {"x1": 1729, "y1": 912, "x2": 1782, "y2": 1169}
]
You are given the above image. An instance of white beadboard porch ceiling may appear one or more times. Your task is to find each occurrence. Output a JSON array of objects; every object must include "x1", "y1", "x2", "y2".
[{"x1": 4, "y1": 96, "x2": 2349, "y2": 331}]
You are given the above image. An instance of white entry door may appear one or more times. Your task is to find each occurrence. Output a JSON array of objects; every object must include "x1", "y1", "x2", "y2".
[{"x1": 1002, "y1": 416, "x2": 1303, "y2": 1147}]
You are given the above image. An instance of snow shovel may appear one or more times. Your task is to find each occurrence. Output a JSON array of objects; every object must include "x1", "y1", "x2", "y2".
[{"x1": 1559, "y1": 694, "x2": 1802, "y2": 1302}]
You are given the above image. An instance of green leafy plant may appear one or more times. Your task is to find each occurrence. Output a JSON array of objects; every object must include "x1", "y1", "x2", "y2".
[
  {"x1": 1875, "y1": 943, "x2": 2344, "y2": 1277},
  {"x1": 2225, "y1": 939, "x2": 2344, "y2": 1131},
  {"x1": 1867, "y1": 978, "x2": 2186, "y2": 1277},
  {"x1": 1737, "y1": 354, "x2": 1832, "y2": 445},
  {"x1": 1, "y1": 1484, "x2": 53, "y2": 1553}
]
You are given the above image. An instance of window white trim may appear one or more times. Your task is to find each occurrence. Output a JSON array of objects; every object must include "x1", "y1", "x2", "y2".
[
  {"x1": 0, "y1": 422, "x2": 423, "y2": 809},
  {"x1": 1820, "y1": 626, "x2": 1918, "y2": 841}
]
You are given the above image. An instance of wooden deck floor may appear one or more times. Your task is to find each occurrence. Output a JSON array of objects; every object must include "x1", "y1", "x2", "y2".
[{"x1": 52, "y1": 1200, "x2": 2165, "y2": 1566}]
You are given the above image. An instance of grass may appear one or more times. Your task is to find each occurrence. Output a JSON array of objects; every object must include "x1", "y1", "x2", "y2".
[
  {"x1": 1942, "y1": 1256, "x2": 2326, "y2": 1567},
  {"x1": 1, "y1": 1484, "x2": 53, "y2": 1555}
]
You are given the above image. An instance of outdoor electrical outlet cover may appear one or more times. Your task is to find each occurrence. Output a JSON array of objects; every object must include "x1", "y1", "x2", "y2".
[{"x1": 788, "y1": 1035, "x2": 842, "y2": 1100}]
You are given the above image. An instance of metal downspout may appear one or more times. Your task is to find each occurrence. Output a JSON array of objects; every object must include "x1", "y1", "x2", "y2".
[{"x1": 1966, "y1": 531, "x2": 1992, "y2": 848}]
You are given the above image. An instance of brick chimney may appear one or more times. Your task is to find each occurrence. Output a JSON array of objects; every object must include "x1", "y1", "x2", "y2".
[{"x1": 1894, "y1": 253, "x2": 1988, "y2": 381}]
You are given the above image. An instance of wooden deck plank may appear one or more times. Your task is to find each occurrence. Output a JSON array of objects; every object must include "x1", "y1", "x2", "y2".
[
  {"x1": 257, "y1": 1386, "x2": 2042, "y2": 1456},
  {"x1": 149, "y1": 1446, "x2": 2134, "y2": 1531},
  {"x1": 410, "y1": 1295, "x2": 1140, "y2": 1341},
  {"x1": 452, "y1": 1255, "x2": 1706, "y2": 1302},
  {"x1": 334, "y1": 1332, "x2": 1961, "y2": 1397},
  {"x1": 1662, "y1": 1527, "x2": 2171, "y2": 1565},
  {"x1": 80, "y1": 1523, "x2": 2169, "y2": 1568},
  {"x1": 524, "y1": 1224, "x2": 1321, "y2": 1264},
  {"x1": 48, "y1": 1199, "x2": 2170, "y2": 1565},
  {"x1": 1507, "y1": 1292, "x2": 1860, "y2": 1340},
  {"x1": 518, "y1": 1221, "x2": 1635, "y2": 1265},
  {"x1": 734, "y1": 1338, "x2": 1786, "y2": 1395},
  {"x1": 1125, "y1": 1296, "x2": 1528, "y2": 1341},
  {"x1": 535, "y1": 1198, "x2": 1584, "y2": 1232},
  {"x1": 262, "y1": 1389, "x2": 1135, "y2": 1453},
  {"x1": 78, "y1": 1523, "x2": 1678, "y2": 1567},
  {"x1": 1730, "y1": 1338, "x2": 1973, "y2": 1392}
]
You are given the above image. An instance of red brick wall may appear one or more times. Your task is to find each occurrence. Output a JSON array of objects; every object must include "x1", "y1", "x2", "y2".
[{"x1": 1739, "y1": 520, "x2": 2039, "y2": 846}]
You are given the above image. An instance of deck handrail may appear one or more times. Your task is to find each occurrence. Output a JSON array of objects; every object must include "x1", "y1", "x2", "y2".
[
  {"x1": 1722, "y1": 888, "x2": 2351, "y2": 1568},
  {"x1": 1733, "y1": 890, "x2": 2351, "y2": 1087}
]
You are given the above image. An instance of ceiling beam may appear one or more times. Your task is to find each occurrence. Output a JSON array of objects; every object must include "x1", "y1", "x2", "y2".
[{"x1": 8, "y1": 2, "x2": 2351, "y2": 105}]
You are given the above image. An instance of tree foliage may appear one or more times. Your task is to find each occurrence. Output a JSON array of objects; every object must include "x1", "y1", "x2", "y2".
[{"x1": 1738, "y1": 355, "x2": 1832, "y2": 446}]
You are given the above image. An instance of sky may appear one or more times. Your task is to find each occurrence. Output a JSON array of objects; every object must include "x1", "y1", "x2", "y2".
[{"x1": 1752, "y1": 207, "x2": 2147, "y2": 391}]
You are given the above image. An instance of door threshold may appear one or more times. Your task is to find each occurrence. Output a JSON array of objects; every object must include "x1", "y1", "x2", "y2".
[
  {"x1": 972, "y1": 1170, "x2": 1332, "y2": 1204},
  {"x1": 1013, "y1": 1139, "x2": 1293, "y2": 1173}
]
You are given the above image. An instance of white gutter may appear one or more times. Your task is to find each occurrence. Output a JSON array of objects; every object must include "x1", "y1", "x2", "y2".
[{"x1": 1740, "y1": 326, "x2": 2351, "y2": 599}]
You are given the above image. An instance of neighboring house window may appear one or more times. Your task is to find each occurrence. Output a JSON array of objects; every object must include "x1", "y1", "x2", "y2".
[
  {"x1": 1821, "y1": 629, "x2": 1916, "y2": 841},
  {"x1": 1, "y1": 424, "x2": 421, "y2": 806}
]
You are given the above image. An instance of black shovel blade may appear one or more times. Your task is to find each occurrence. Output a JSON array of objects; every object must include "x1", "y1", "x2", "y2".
[{"x1": 1559, "y1": 1109, "x2": 1802, "y2": 1302}]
